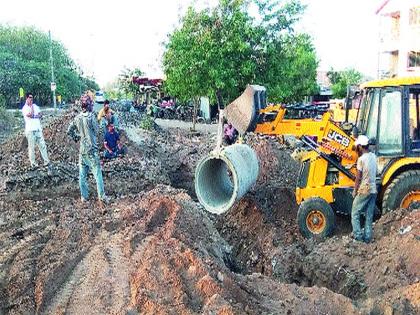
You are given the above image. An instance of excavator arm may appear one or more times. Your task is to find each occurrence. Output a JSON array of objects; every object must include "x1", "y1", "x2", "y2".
[{"x1": 224, "y1": 85, "x2": 358, "y2": 166}]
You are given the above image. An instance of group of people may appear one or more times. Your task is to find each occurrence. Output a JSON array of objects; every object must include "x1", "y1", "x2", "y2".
[{"x1": 22, "y1": 93, "x2": 126, "y2": 204}]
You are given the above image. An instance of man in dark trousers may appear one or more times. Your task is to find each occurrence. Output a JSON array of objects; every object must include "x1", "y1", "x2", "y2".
[
  {"x1": 67, "y1": 94, "x2": 110, "y2": 204},
  {"x1": 103, "y1": 123, "x2": 125, "y2": 159},
  {"x1": 351, "y1": 135, "x2": 377, "y2": 243}
]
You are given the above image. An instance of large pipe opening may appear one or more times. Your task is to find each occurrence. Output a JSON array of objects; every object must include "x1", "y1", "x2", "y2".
[
  {"x1": 195, "y1": 157, "x2": 237, "y2": 214},
  {"x1": 195, "y1": 144, "x2": 259, "y2": 215}
]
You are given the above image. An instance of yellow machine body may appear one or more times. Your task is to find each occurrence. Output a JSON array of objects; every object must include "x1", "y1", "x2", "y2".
[{"x1": 226, "y1": 78, "x2": 420, "y2": 224}]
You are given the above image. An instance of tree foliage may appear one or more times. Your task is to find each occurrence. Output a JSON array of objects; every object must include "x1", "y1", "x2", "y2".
[
  {"x1": 117, "y1": 67, "x2": 144, "y2": 99},
  {"x1": 163, "y1": 0, "x2": 318, "y2": 105},
  {"x1": 327, "y1": 68, "x2": 363, "y2": 98},
  {"x1": 0, "y1": 25, "x2": 99, "y2": 107}
]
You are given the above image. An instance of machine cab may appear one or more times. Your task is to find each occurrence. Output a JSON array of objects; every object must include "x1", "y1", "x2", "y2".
[{"x1": 354, "y1": 78, "x2": 420, "y2": 174}]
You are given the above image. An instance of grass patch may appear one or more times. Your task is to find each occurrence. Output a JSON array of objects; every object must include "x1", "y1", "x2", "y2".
[{"x1": 139, "y1": 115, "x2": 155, "y2": 131}]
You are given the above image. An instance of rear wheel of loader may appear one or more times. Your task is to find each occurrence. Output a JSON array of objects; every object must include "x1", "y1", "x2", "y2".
[
  {"x1": 382, "y1": 170, "x2": 420, "y2": 213},
  {"x1": 297, "y1": 198, "x2": 336, "y2": 239}
]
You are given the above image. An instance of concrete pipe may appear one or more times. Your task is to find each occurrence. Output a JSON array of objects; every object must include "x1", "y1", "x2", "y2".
[{"x1": 195, "y1": 144, "x2": 259, "y2": 214}]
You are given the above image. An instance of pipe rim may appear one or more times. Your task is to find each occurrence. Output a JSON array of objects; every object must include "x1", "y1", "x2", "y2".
[{"x1": 195, "y1": 153, "x2": 239, "y2": 214}]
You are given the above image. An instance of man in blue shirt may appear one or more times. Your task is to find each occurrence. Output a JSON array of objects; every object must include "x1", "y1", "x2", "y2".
[{"x1": 103, "y1": 123, "x2": 126, "y2": 159}]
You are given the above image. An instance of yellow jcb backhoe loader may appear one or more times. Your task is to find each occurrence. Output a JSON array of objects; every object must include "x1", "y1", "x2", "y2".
[{"x1": 225, "y1": 77, "x2": 420, "y2": 238}]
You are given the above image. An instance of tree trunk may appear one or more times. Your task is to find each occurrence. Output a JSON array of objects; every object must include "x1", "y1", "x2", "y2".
[
  {"x1": 216, "y1": 89, "x2": 224, "y2": 111},
  {"x1": 192, "y1": 97, "x2": 198, "y2": 132}
]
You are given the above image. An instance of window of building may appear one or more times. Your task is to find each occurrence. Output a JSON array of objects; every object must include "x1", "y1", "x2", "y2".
[
  {"x1": 408, "y1": 51, "x2": 420, "y2": 68},
  {"x1": 409, "y1": 7, "x2": 420, "y2": 25}
]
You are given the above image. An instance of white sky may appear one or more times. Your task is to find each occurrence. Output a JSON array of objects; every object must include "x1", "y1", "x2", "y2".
[{"x1": 0, "y1": 0, "x2": 383, "y2": 87}]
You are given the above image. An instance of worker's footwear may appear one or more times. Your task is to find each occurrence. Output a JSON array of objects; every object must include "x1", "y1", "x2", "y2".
[
  {"x1": 81, "y1": 197, "x2": 89, "y2": 203},
  {"x1": 351, "y1": 234, "x2": 364, "y2": 242},
  {"x1": 46, "y1": 163, "x2": 53, "y2": 176},
  {"x1": 99, "y1": 195, "x2": 111, "y2": 205},
  {"x1": 363, "y1": 237, "x2": 373, "y2": 244},
  {"x1": 29, "y1": 164, "x2": 39, "y2": 171}
]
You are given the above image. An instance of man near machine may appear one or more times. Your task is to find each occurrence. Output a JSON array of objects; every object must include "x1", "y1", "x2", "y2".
[
  {"x1": 223, "y1": 122, "x2": 238, "y2": 145},
  {"x1": 68, "y1": 94, "x2": 110, "y2": 204},
  {"x1": 351, "y1": 135, "x2": 377, "y2": 243}
]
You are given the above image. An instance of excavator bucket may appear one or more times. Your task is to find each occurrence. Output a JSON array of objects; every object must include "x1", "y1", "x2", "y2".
[{"x1": 224, "y1": 85, "x2": 267, "y2": 134}]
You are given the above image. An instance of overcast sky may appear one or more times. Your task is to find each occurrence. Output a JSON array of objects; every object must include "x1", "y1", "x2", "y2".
[{"x1": 0, "y1": 0, "x2": 382, "y2": 87}]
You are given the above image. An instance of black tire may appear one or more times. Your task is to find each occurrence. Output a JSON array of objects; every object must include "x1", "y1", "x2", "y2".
[
  {"x1": 297, "y1": 197, "x2": 336, "y2": 239},
  {"x1": 382, "y1": 170, "x2": 420, "y2": 213}
]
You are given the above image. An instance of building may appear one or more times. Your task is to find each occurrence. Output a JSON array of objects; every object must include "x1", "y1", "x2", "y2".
[{"x1": 377, "y1": 0, "x2": 420, "y2": 78}]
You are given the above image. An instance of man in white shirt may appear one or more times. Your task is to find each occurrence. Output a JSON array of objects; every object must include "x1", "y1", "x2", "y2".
[
  {"x1": 21, "y1": 93, "x2": 50, "y2": 168},
  {"x1": 351, "y1": 135, "x2": 377, "y2": 243}
]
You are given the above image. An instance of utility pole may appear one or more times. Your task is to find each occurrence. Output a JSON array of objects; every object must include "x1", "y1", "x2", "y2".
[{"x1": 49, "y1": 30, "x2": 57, "y2": 111}]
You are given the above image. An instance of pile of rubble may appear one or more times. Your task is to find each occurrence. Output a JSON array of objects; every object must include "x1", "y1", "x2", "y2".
[{"x1": 0, "y1": 111, "x2": 419, "y2": 314}]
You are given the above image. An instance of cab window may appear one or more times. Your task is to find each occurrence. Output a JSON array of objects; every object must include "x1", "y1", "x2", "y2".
[
  {"x1": 378, "y1": 88, "x2": 403, "y2": 155},
  {"x1": 365, "y1": 89, "x2": 380, "y2": 140},
  {"x1": 409, "y1": 88, "x2": 420, "y2": 150},
  {"x1": 357, "y1": 89, "x2": 372, "y2": 131}
]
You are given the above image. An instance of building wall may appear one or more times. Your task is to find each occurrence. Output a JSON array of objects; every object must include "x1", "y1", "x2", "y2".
[{"x1": 378, "y1": 0, "x2": 420, "y2": 77}]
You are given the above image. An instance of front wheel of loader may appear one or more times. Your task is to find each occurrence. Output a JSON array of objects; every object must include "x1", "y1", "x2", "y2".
[
  {"x1": 297, "y1": 198, "x2": 336, "y2": 239},
  {"x1": 382, "y1": 170, "x2": 420, "y2": 213}
]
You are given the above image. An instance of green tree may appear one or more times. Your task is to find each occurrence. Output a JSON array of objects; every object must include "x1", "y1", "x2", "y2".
[
  {"x1": 163, "y1": 0, "x2": 318, "y2": 108},
  {"x1": 118, "y1": 67, "x2": 144, "y2": 100},
  {"x1": 253, "y1": 0, "x2": 318, "y2": 103},
  {"x1": 327, "y1": 68, "x2": 363, "y2": 98},
  {"x1": 163, "y1": 1, "x2": 258, "y2": 108},
  {"x1": 103, "y1": 79, "x2": 124, "y2": 101},
  {"x1": 0, "y1": 25, "x2": 99, "y2": 107}
]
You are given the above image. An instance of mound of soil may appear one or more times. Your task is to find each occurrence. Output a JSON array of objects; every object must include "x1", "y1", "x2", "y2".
[{"x1": 0, "y1": 186, "x2": 359, "y2": 314}]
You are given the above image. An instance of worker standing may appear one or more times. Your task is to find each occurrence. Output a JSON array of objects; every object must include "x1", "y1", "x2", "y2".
[
  {"x1": 67, "y1": 94, "x2": 110, "y2": 204},
  {"x1": 98, "y1": 100, "x2": 119, "y2": 132},
  {"x1": 351, "y1": 135, "x2": 377, "y2": 243},
  {"x1": 97, "y1": 99, "x2": 113, "y2": 121},
  {"x1": 21, "y1": 92, "x2": 50, "y2": 168}
]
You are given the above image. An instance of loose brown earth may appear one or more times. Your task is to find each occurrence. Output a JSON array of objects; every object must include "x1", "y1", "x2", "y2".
[{"x1": 0, "y1": 110, "x2": 419, "y2": 314}]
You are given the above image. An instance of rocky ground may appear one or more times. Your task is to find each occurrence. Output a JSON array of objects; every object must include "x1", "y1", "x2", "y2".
[{"x1": 0, "y1": 109, "x2": 419, "y2": 314}]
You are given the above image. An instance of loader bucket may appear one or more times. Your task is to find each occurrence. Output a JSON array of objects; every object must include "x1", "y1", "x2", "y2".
[{"x1": 224, "y1": 85, "x2": 267, "y2": 134}]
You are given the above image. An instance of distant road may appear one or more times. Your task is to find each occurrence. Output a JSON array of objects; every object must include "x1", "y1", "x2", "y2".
[{"x1": 155, "y1": 118, "x2": 218, "y2": 134}]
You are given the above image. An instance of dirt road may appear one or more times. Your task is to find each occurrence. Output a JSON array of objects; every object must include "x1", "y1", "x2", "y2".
[{"x1": 155, "y1": 118, "x2": 218, "y2": 133}]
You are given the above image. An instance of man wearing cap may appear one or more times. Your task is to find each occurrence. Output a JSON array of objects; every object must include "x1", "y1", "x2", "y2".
[
  {"x1": 67, "y1": 94, "x2": 110, "y2": 204},
  {"x1": 351, "y1": 135, "x2": 377, "y2": 243}
]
